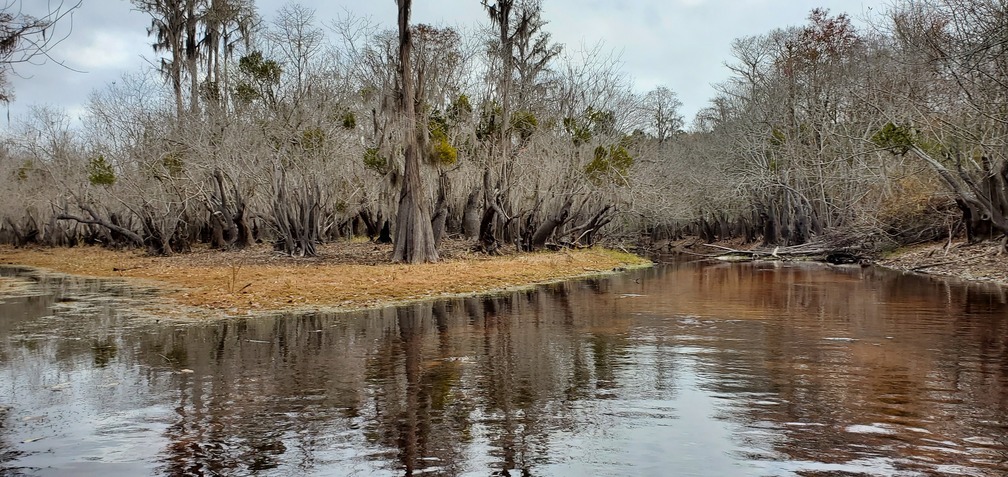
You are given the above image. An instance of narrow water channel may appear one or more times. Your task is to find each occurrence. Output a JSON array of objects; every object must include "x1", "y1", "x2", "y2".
[{"x1": 1, "y1": 261, "x2": 1006, "y2": 476}]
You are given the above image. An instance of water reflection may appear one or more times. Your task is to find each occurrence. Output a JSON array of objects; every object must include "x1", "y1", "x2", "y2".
[{"x1": 0, "y1": 262, "x2": 1006, "y2": 476}]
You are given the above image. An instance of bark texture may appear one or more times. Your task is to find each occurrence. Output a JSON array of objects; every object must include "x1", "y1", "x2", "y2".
[{"x1": 392, "y1": 0, "x2": 439, "y2": 263}]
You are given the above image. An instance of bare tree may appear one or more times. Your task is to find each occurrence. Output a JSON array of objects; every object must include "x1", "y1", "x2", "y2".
[
  {"x1": 475, "y1": 0, "x2": 569, "y2": 251},
  {"x1": 642, "y1": 86, "x2": 683, "y2": 144},
  {"x1": 888, "y1": 0, "x2": 1008, "y2": 247}
]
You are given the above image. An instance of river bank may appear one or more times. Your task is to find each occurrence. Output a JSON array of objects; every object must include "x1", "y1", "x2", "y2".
[
  {"x1": 0, "y1": 239, "x2": 651, "y2": 317},
  {"x1": 3, "y1": 235, "x2": 1003, "y2": 320},
  {"x1": 655, "y1": 237, "x2": 1008, "y2": 287},
  {"x1": 876, "y1": 240, "x2": 1008, "y2": 286}
]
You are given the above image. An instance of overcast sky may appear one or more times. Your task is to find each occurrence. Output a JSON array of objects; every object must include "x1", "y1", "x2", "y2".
[{"x1": 5, "y1": 0, "x2": 889, "y2": 128}]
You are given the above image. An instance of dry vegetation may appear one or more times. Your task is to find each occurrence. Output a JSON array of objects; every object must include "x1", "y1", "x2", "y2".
[
  {"x1": 0, "y1": 240, "x2": 650, "y2": 316},
  {"x1": 3, "y1": 1, "x2": 1007, "y2": 288},
  {"x1": 879, "y1": 241, "x2": 1008, "y2": 286}
]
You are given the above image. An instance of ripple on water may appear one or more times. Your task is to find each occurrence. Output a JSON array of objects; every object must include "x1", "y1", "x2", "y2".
[
  {"x1": 1, "y1": 262, "x2": 1007, "y2": 476},
  {"x1": 845, "y1": 424, "x2": 899, "y2": 435}
]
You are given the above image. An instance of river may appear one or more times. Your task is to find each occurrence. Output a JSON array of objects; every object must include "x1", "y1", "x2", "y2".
[{"x1": 1, "y1": 260, "x2": 1006, "y2": 476}]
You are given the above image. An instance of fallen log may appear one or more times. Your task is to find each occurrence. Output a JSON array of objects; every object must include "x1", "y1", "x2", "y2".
[{"x1": 701, "y1": 243, "x2": 869, "y2": 264}]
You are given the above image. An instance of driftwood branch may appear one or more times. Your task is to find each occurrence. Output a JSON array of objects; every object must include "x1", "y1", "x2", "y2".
[
  {"x1": 702, "y1": 241, "x2": 867, "y2": 264},
  {"x1": 910, "y1": 261, "x2": 959, "y2": 272}
]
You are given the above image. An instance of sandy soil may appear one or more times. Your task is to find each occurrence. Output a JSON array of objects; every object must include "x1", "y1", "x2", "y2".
[
  {"x1": 0, "y1": 239, "x2": 650, "y2": 317},
  {"x1": 877, "y1": 240, "x2": 1008, "y2": 286}
]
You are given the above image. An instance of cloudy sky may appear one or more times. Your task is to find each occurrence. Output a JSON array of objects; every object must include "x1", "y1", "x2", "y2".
[{"x1": 5, "y1": 0, "x2": 889, "y2": 127}]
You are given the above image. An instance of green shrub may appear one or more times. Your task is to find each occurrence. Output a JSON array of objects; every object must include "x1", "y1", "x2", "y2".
[
  {"x1": 512, "y1": 110, "x2": 538, "y2": 140},
  {"x1": 363, "y1": 147, "x2": 387, "y2": 173},
  {"x1": 585, "y1": 144, "x2": 633, "y2": 183},
  {"x1": 301, "y1": 127, "x2": 325, "y2": 152},
  {"x1": 15, "y1": 160, "x2": 32, "y2": 181},
  {"x1": 431, "y1": 137, "x2": 458, "y2": 165},
  {"x1": 871, "y1": 122, "x2": 915, "y2": 155},
  {"x1": 88, "y1": 155, "x2": 116, "y2": 186},
  {"x1": 162, "y1": 154, "x2": 184, "y2": 176},
  {"x1": 341, "y1": 111, "x2": 356, "y2": 130}
]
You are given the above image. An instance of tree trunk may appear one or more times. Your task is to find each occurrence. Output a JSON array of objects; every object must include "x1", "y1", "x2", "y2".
[
  {"x1": 911, "y1": 146, "x2": 1008, "y2": 237},
  {"x1": 234, "y1": 205, "x2": 254, "y2": 248},
  {"x1": 478, "y1": 207, "x2": 498, "y2": 253},
  {"x1": 210, "y1": 213, "x2": 227, "y2": 248},
  {"x1": 478, "y1": 169, "x2": 504, "y2": 252},
  {"x1": 271, "y1": 168, "x2": 320, "y2": 257},
  {"x1": 529, "y1": 197, "x2": 573, "y2": 251},
  {"x1": 392, "y1": 0, "x2": 438, "y2": 263},
  {"x1": 431, "y1": 194, "x2": 448, "y2": 249},
  {"x1": 185, "y1": 0, "x2": 200, "y2": 116},
  {"x1": 565, "y1": 204, "x2": 613, "y2": 247},
  {"x1": 379, "y1": 220, "x2": 392, "y2": 244},
  {"x1": 462, "y1": 187, "x2": 482, "y2": 238},
  {"x1": 212, "y1": 169, "x2": 238, "y2": 244},
  {"x1": 233, "y1": 180, "x2": 255, "y2": 248}
]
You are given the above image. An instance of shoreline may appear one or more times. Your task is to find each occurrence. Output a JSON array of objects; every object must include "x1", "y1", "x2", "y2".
[
  {"x1": 0, "y1": 240, "x2": 652, "y2": 318},
  {"x1": 655, "y1": 237, "x2": 1008, "y2": 288},
  {"x1": 3, "y1": 237, "x2": 1003, "y2": 320},
  {"x1": 876, "y1": 240, "x2": 1008, "y2": 287}
]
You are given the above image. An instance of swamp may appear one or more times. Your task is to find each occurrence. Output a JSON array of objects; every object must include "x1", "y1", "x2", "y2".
[
  {"x1": 2, "y1": 0, "x2": 1008, "y2": 474},
  {"x1": 1, "y1": 259, "x2": 1007, "y2": 475}
]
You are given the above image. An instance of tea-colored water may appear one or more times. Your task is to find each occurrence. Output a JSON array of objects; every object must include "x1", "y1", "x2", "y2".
[{"x1": 1, "y1": 261, "x2": 1006, "y2": 476}]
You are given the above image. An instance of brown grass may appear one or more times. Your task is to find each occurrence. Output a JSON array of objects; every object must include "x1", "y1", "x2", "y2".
[{"x1": 0, "y1": 240, "x2": 650, "y2": 316}]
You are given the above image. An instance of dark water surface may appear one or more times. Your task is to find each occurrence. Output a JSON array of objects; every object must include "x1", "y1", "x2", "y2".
[{"x1": 1, "y1": 261, "x2": 1007, "y2": 476}]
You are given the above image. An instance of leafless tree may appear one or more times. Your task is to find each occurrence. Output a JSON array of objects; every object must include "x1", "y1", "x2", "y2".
[
  {"x1": 888, "y1": 0, "x2": 1008, "y2": 247},
  {"x1": 642, "y1": 86, "x2": 684, "y2": 144}
]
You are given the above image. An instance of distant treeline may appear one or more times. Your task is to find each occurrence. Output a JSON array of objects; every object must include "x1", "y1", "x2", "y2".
[{"x1": 0, "y1": 0, "x2": 1005, "y2": 256}]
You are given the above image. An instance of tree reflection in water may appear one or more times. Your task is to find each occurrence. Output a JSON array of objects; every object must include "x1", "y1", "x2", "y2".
[
  {"x1": 0, "y1": 263, "x2": 1006, "y2": 476},
  {"x1": 137, "y1": 283, "x2": 618, "y2": 476}
]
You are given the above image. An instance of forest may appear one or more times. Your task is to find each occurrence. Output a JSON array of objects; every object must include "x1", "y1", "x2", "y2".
[{"x1": 0, "y1": 0, "x2": 1006, "y2": 263}]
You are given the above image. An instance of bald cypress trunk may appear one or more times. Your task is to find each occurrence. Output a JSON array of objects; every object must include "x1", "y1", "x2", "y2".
[{"x1": 392, "y1": 0, "x2": 439, "y2": 263}]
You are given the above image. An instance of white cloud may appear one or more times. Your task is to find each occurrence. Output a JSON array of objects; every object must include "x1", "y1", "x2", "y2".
[
  {"x1": 65, "y1": 30, "x2": 145, "y2": 71},
  {"x1": 6, "y1": 0, "x2": 890, "y2": 126}
]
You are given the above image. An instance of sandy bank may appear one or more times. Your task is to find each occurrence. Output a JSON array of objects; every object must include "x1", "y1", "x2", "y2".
[{"x1": 0, "y1": 240, "x2": 651, "y2": 317}]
